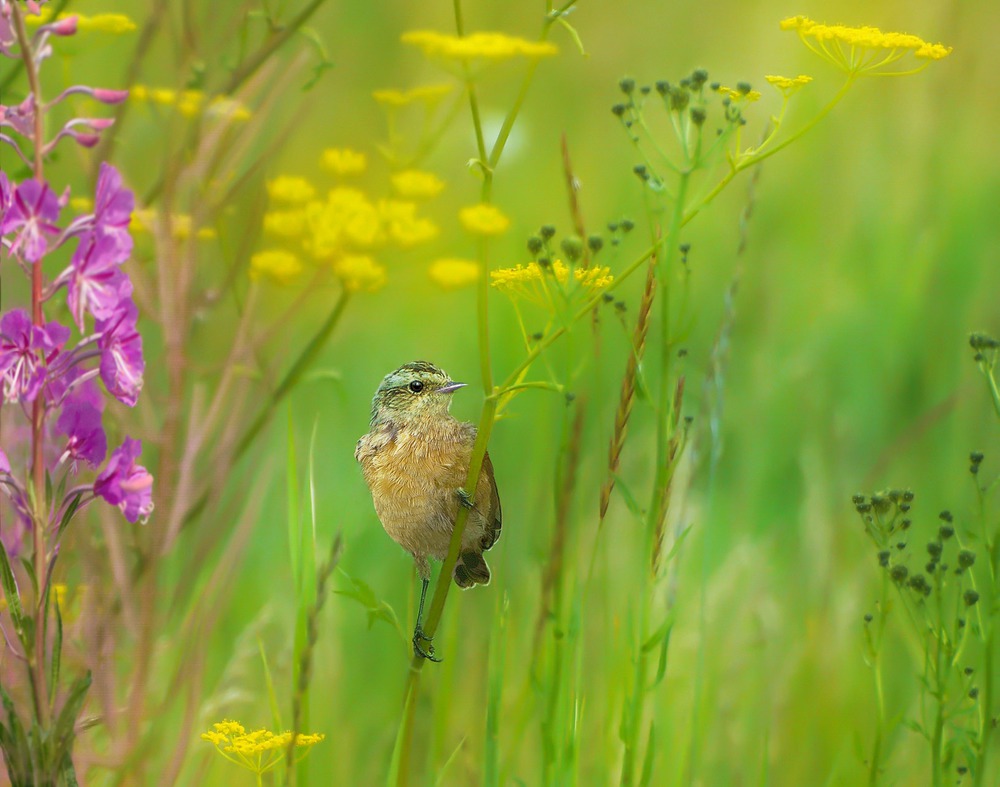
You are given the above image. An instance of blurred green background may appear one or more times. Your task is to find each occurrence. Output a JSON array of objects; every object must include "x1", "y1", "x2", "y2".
[{"x1": 24, "y1": 0, "x2": 1000, "y2": 783}]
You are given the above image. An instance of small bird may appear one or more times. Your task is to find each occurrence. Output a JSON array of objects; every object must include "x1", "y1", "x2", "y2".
[{"x1": 355, "y1": 361, "x2": 502, "y2": 661}]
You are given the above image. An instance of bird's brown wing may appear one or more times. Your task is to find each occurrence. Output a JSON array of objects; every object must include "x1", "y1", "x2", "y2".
[{"x1": 480, "y1": 450, "x2": 502, "y2": 551}]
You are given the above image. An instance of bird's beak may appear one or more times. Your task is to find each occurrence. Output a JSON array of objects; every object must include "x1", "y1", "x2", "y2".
[{"x1": 438, "y1": 381, "x2": 467, "y2": 394}]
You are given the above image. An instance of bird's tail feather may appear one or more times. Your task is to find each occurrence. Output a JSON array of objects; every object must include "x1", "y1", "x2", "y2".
[{"x1": 453, "y1": 550, "x2": 490, "y2": 588}]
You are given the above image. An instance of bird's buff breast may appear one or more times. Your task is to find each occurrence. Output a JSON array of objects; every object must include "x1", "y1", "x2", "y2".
[{"x1": 357, "y1": 423, "x2": 469, "y2": 558}]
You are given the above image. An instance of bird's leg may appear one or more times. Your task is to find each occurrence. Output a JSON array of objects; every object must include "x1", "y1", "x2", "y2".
[
  {"x1": 412, "y1": 577, "x2": 442, "y2": 662},
  {"x1": 456, "y1": 487, "x2": 474, "y2": 510}
]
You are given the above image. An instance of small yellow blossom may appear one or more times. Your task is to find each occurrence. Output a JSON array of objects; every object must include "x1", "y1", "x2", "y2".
[
  {"x1": 391, "y1": 170, "x2": 445, "y2": 199},
  {"x1": 321, "y1": 148, "x2": 367, "y2": 177},
  {"x1": 459, "y1": 203, "x2": 510, "y2": 236},
  {"x1": 304, "y1": 188, "x2": 385, "y2": 258},
  {"x1": 781, "y1": 16, "x2": 951, "y2": 75},
  {"x1": 177, "y1": 90, "x2": 206, "y2": 117},
  {"x1": 402, "y1": 30, "x2": 558, "y2": 61},
  {"x1": 267, "y1": 176, "x2": 317, "y2": 204},
  {"x1": 130, "y1": 85, "x2": 148, "y2": 101},
  {"x1": 202, "y1": 719, "x2": 324, "y2": 776},
  {"x1": 150, "y1": 88, "x2": 177, "y2": 106},
  {"x1": 429, "y1": 258, "x2": 480, "y2": 290},
  {"x1": 250, "y1": 250, "x2": 303, "y2": 285},
  {"x1": 714, "y1": 85, "x2": 762, "y2": 102},
  {"x1": 70, "y1": 197, "x2": 94, "y2": 213},
  {"x1": 380, "y1": 200, "x2": 439, "y2": 248},
  {"x1": 206, "y1": 96, "x2": 252, "y2": 122},
  {"x1": 264, "y1": 210, "x2": 307, "y2": 239},
  {"x1": 196, "y1": 227, "x2": 218, "y2": 240},
  {"x1": 26, "y1": 11, "x2": 136, "y2": 34},
  {"x1": 333, "y1": 254, "x2": 387, "y2": 293},
  {"x1": 491, "y1": 259, "x2": 613, "y2": 307},
  {"x1": 764, "y1": 74, "x2": 813, "y2": 96},
  {"x1": 373, "y1": 84, "x2": 453, "y2": 106}
]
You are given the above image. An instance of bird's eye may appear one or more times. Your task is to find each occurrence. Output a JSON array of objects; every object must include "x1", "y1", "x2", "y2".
[{"x1": 408, "y1": 380, "x2": 424, "y2": 393}]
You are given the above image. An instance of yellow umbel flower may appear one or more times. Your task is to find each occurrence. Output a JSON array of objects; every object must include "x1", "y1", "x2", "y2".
[
  {"x1": 459, "y1": 203, "x2": 510, "y2": 236},
  {"x1": 402, "y1": 30, "x2": 558, "y2": 61},
  {"x1": 267, "y1": 176, "x2": 317, "y2": 204},
  {"x1": 26, "y1": 11, "x2": 137, "y2": 34},
  {"x1": 780, "y1": 16, "x2": 951, "y2": 76},
  {"x1": 333, "y1": 254, "x2": 387, "y2": 293},
  {"x1": 764, "y1": 74, "x2": 813, "y2": 96},
  {"x1": 391, "y1": 170, "x2": 445, "y2": 199},
  {"x1": 304, "y1": 188, "x2": 385, "y2": 258},
  {"x1": 714, "y1": 85, "x2": 761, "y2": 102},
  {"x1": 491, "y1": 260, "x2": 613, "y2": 308},
  {"x1": 264, "y1": 210, "x2": 307, "y2": 239},
  {"x1": 373, "y1": 84, "x2": 454, "y2": 106},
  {"x1": 250, "y1": 250, "x2": 303, "y2": 285},
  {"x1": 202, "y1": 720, "x2": 324, "y2": 776},
  {"x1": 429, "y1": 259, "x2": 480, "y2": 290},
  {"x1": 380, "y1": 200, "x2": 439, "y2": 247},
  {"x1": 131, "y1": 86, "x2": 250, "y2": 120},
  {"x1": 321, "y1": 148, "x2": 367, "y2": 177}
]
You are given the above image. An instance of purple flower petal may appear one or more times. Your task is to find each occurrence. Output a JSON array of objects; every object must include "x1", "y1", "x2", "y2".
[
  {"x1": 56, "y1": 400, "x2": 107, "y2": 470},
  {"x1": 67, "y1": 231, "x2": 129, "y2": 330},
  {"x1": 93, "y1": 163, "x2": 133, "y2": 258},
  {"x1": 94, "y1": 437, "x2": 153, "y2": 523},
  {"x1": 0, "y1": 447, "x2": 9, "y2": 475},
  {"x1": 96, "y1": 301, "x2": 144, "y2": 407},
  {"x1": 1, "y1": 179, "x2": 61, "y2": 262},
  {"x1": 0, "y1": 310, "x2": 71, "y2": 403}
]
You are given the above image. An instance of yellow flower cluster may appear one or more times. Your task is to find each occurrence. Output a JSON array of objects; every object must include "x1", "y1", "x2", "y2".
[
  {"x1": 402, "y1": 30, "x2": 558, "y2": 61},
  {"x1": 250, "y1": 250, "x2": 303, "y2": 286},
  {"x1": 764, "y1": 74, "x2": 813, "y2": 96},
  {"x1": 255, "y1": 162, "x2": 442, "y2": 291},
  {"x1": 321, "y1": 148, "x2": 367, "y2": 176},
  {"x1": 714, "y1": 85, "x2": 762, "y2": 102},
  {"x1": 372, "y1": 84, "x2": 453, "y2": 107},
  {"x1": 333, "y1": 254, "x2": 387, "y2": 293},
  {"x1": 429, "y1": 258, "x2": 480, "y2": 290},
  {"x1": 491, "y1": 260, "x2": 614, "y2": 308},
  {"x1": 202, "y1": 720, "x2": 324, "y2": 775},
  {"x1": 131, "y1": 86, "x2": 251, "y2": 121},
  {"x1": 459, "y1": 203, "x2": 510, "y2": 236},
  {"x1": 781, "y1": 17, "x2": 951, "y2": 75},
  {"x1": 267, "y1": 176, "x2": 316, "y2": 204},
  {"x1": 392, "y1": 170, "x2": 445, "y2": 199},
  {"x1": 131, "y1": 209, "x2": 217, "y2": 241},
  {"x1": 26, "y1": 10, "x2": 136, "y2": 34}
]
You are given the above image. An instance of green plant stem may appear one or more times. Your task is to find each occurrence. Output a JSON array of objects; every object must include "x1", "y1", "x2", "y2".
[
  {"x1": 683, "y1": 77, "x2": 855, "y2": 226},
  {"x1": 868, "y1": 571, "x2": 889, "y2": 787}
]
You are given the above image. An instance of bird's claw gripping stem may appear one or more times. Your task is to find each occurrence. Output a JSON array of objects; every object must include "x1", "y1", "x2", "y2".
[
  {"x1": 456, "y1": 487, "x2": 474, "y2": 510},
  {"x1": 412, "y1": 626, "x2": 442, "y2": 662}
]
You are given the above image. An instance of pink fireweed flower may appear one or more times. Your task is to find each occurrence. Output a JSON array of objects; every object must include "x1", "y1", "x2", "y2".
[
  {"x1": 96, "y1": 301, "x2": 144, "y2": 406},
  {"x1": 47, "y1": 86, "x2": 129, "y2": 108},
  {"x1": 0, "y1": 446, "x2": 9, "y2": 475},
  {"x1": 94, "y1": 437, "x2": 153, "y2": 523},
  {"x1": 56, "y1": 399, "x2": 106, "y2": 470},
  {"x1": 92, "y1": 162, "x2": 134, "y2": 256},
  {"x1": 63, "y1": 232, "x2": 130, "y2": 330},
  {"x1": 0, "y1": 171, "x2": 10, "y2": 215},
  {"x1": 0, "y1": 309, "x2": 71, "y2": 402},
  {"x1": 0, "y1": 96, "x2": 35, "y2": 137},
  {"x1": 1, "y1": 178, "x2": 61, "y2": 262}
]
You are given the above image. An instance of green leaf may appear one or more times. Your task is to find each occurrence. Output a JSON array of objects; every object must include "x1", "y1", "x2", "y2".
[
  {"x1": 641, "y1": 616, "x2": 672, "y2": 653},
  {"x1": 258, "y1": 638, "x2": 283, "y2": 733},
  {"x1": 0, "y1": 540, "x2": 26, "y2": 641},
  {"x1": 49, "y1": 598, "x2": 63, "y2": 710},
  {"x1": 19, "y1": 557, "x2": 37, "y2": 600},
  {"x1": 334, "y1": 570, "x2": 406, "y2": 643},
  {"x1": 611, "y1": 473, "x2": 646, "y2": 526},
  {"x1": 57, "y1": 493, "x2": 83, "y2": 540},
  {"x1": 53, "y1": 672, "x2": 92, "y2": 763},
  {"x1": 662, "y1": 523, "x2": 693, "y2": 565},
  {"x1": 649, "y1": 624, "x2": 672, "y2": 690},
  {"x1": 638, "y1": 722, "x2": 656, "y2": 787}
]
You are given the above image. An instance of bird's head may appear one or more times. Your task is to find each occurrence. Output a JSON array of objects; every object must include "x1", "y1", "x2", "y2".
[{"x1": 370, "y1": 361, "x2": 466, "y2": 426}]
